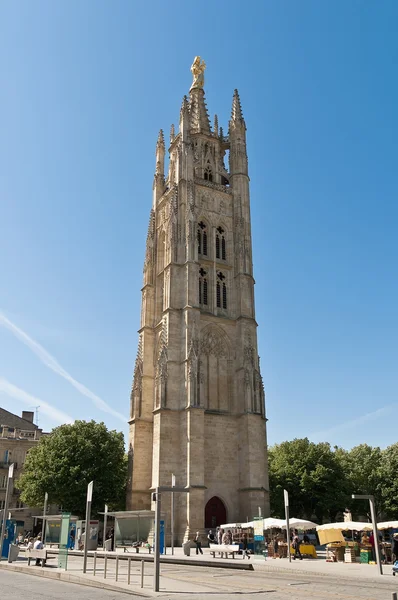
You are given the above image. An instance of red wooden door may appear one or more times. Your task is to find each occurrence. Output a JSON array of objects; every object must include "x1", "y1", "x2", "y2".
[{"x1": 205, "y1": 496, "x2": 227, "y2": 528}]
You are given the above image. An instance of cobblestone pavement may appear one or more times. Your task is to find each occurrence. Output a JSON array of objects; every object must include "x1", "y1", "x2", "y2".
[
  {"x1": 1, "y1": 563, "x2": 398, "y2": 600},
  {"x1": 158, "y1": 567, "x2": 398, "y2": 599},
  {"x1": 0, "y1": 570, "x2": 132, "y2": 599}
]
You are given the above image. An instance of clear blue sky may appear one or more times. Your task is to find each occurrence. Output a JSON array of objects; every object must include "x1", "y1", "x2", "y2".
[{"x1": 1, "y1": 1, "x2": 397, "y2": 450}]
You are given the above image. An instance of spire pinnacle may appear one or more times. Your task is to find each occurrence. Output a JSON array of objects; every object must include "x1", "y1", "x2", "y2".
[
  {"x1": 189, "y1": 88, "x2": 211, "y2": 134},
  {"x1": 180, "y1": 95, "x2": 190, "y2": 118},
  {"x1": 170, "y1": 124, "x2": 175, "y2": 144},
  {"x1": 231, "y1": 89, "x2": 244, "y2": 122},
  {"x1": 156, "y1": 129, "x2": 165, "y2": 150},
  {"x1": 213, "y1": 114, "x2": 218, "y2": 137}
]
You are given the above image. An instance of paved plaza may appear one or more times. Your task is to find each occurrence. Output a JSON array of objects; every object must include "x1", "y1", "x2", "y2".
[{"x1": 1, "y1": 548, "x2": 398, "y2": 600}]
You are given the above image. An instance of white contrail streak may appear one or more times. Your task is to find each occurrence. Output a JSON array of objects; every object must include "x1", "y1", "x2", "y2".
[
  {"x1": 310, "y1": 403, "x2": 396, "y2": 440},
  {"x1": 0, "y1": 377, "x2": 74, "y2": 425},
  {"x1": 0, "y1": 312, "x2": 126, "y2": 422}
]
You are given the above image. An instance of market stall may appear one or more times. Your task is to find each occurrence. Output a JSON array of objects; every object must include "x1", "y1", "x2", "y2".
[
  {"x1": 316, "y1": 522, "x2": 373, "y2": 563},
  {"x1": 265, "y1": 518, "x2": 319, "y2": 559}
]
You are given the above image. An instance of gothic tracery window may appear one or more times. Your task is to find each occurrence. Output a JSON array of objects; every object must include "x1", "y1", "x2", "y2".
[
  {"x1": 204, "y1": 161, "x2": 213, "y2": 182},
  {"x1": 217, "y1": 271, "x2": 227, "y2": 309},
  {"x1": 216, "y1": 226, "x2": 226, "y2": 260},
  {"x1": 197, "y1": 221, "x2": 207, "y2": 256},
  {"x1": 199, "y1": 267, "x2": 208, "y2": 306}
]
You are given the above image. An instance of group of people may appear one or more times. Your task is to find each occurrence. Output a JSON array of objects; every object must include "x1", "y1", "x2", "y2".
[
  {"x1": 192, "y1": 528, "x2": 250, "y2": 558},
  {"x1": 271, "y1": 530, "x2": 305, "y2": 560},
  {"x1": 25, "y1": 533, "x2": 45, "y2": 565}
]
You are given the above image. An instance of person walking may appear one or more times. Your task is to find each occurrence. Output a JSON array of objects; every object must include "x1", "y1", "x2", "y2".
[
  {"x1": 292, "y1": 531, "x2": 302, "y2": 560},
  {"x1": 207, "y1": 530, "x2": 216, "y2": 545},
  {"x1": 217, "y1": 528, "x2": 224, "y2": 545},
  {"x1": 241, "y1": 533, "x2": 250, "y2": 559},
  {"x1": 194, "y1": 531, "x2": 203, "y2": 555}
]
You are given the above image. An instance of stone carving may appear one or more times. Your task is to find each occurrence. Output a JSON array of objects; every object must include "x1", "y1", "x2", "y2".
[
  {"x1": 190, "y1": 56, "x2": 206, "y2": 90},
  {"x1": 157, "y1": 346, "x2": 168, "y2": 382},
  {"x1": 194, "y1": 177, "x2": 232, "y2": 195},
  {"x1": 244, "y1": 331, "x2": 255, "y2": 367},
  {"x1": 201, "y1": 326, "x2": 228, "y2": 358}
]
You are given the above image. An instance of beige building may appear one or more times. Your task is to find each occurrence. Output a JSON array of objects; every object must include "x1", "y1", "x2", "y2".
[
  {"x1": 127, "y1": 58, "x2": 269, "y2": 541},
  {"x1": 0, "y1": 408, "x2": 45, "y2": 533}
]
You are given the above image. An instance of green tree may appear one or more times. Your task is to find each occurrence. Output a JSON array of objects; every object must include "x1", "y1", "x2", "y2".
[
  {"x1": 17, "y1": 420, "x2": 127, "y2": 517},
  {"x1": 335, "y1": 444, "x2": 383, "y2": 518},
  {"x1": 269, "y1": 438, "x2": 349, "y2": 522},
  {"x1": 377, "y1": 443, "x2": 398, "y2": 519}
]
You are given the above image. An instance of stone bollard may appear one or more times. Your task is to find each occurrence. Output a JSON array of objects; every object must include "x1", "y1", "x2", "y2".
[{"x1": 141, "y1": 560, "x2": 145, "y2": 588}]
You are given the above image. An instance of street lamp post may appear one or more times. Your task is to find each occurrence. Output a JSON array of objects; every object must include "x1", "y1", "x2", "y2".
[
  {"x1": 352, "y1": 494, "x2": 382, "y2": 575},
  {"x1": 83, "y1": 481, "x2": 94, "y2": 574},
  {"x1": 153, "y1": 486, "x2": 188, "y2": 592},
  {"x1": 0, "y1": 463, "x2": 14, "y2": 561},
  {"x1": 41, "y1": 492, "x2": 48, "y2": 541}
]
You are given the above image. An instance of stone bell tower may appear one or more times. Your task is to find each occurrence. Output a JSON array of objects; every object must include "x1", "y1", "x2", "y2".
[{"x1": 127, "y1": 57, "x2": 269, "y2": 541}]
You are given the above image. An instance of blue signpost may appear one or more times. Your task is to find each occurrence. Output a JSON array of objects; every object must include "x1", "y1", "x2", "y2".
[{"x1": 160, "y1": 520, "x2": 165, "y2": 554}]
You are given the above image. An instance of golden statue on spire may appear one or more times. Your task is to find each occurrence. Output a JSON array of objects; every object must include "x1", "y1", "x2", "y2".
[{"x1": 190, "y1": 56, "x2": 206, "y2": 90}]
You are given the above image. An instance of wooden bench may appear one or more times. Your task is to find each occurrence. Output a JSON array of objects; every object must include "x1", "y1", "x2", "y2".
[
  {"x1": 209, "y1": 544, "x2": 240, "y2": 559},
  {"x1": 26, "y1": 549, "x2": 49, "y2": 567}
]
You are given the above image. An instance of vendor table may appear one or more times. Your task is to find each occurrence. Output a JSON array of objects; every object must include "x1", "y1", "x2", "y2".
[{"x1": 291, "y1": 544, "x2": 317, "y2": 558}]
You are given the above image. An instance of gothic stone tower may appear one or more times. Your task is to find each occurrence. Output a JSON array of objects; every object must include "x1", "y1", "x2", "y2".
[{"x1": 127, "y1": 58, "x2": 269, "y2": 541}]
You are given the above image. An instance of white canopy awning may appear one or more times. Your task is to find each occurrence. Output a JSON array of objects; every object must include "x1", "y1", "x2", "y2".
[
  {"x1": 262, "y1": 517, "x2": 286, "y2": 530},
  {"x1": 316, "y1": 521, "x2": 373, "y2": 532},
  {"x1": 377, "y1": 521, "x2": 398, "y2": 530},
  {"x1": 284, "y1": 518, "x2": 318, "y2": 530}
]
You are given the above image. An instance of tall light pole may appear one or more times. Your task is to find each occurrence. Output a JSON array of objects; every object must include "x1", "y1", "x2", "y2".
[
  {"x1": 41, "y1": 492, "x2": 48, "y2": 541},
  {"x1": 171, "y1": 474, "x2": 175, "y2": 555},
  {"x1": 284, "y1": 489, "x2": 291, "y2": 563},
  {"x1": 83, "y1": 481, "x2": 94, "y2": 574},
  {"x1": 103, "y1": 504, "x2": 108, "y2": 550},
  {"x1": 352, "y1": 494, "x2": 382, "y2": 575},
  {"x1": 0, "y1": 463, "x2": 14, "y2": 561},
  {"x1": 153, "y1": 485, "x2": 188, "y2": 592}
]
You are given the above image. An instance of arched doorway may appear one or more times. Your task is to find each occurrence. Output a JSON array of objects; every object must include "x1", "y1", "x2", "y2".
[{"x1": 205, "y1": 496, "x2": 227, "y2": 528}]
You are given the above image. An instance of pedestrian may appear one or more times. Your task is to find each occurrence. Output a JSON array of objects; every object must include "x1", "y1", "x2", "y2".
[
  {"x1": 222, "y1": 529, "x2": 232, "y2": 545},
  {"x1": 194, "y1": 531, "x2": 203, "y2": 555},
  {"x1": 107, "y1": 527, "x2": 115, "y2": 551},
  {"x1": 369, "y1": 531, "x2": 375, "y2": 562},
  {"x1": 217, "y1": 528, "x2": 224, "y2": 545},
  {"x1": 33, "y1": 534, "x2": 45, "y2": 566},
  {"x1": 273, "y1": 535, "x2": 279, "y2": 559},
  {"x1": 392, "y1": 533, "x2": 398, "y2": 563},
  {"x1": 292, "y1": 531, "x2": 302, "y2": 560},
  {"x1": 207, "y1": 530, "x2": 216, "y2": 545},
  {"x1": 26, "y1": 537, "x2": 34, "y2": 550},
  {"x1": 241, "y1": 532, "x2": 250, "y2": 559}
]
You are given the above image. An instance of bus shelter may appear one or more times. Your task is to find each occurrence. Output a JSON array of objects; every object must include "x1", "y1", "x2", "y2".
[
  {"x1": 101, "y1": 510, "x2": 167, "y2": 552},
  {"x1": 32, "y1": 514, "x2": 79, "y2": 546}
]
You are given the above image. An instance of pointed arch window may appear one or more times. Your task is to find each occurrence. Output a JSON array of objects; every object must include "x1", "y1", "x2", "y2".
[
  {"x1": 204, "y1": 161, "x2": 213, "y2": 182},
  {"x1": 217, "y1": 271, "x2": 227, "y2": 309},
  {"x1": 216, "y1": 226, "x2": 226, "y2": 261},
  {"x1": 199, "y1": 267, "x2": 208, "y2": 306},
  {"x1": 198, "y1": 221, "x2": 207, "y2": 256}
]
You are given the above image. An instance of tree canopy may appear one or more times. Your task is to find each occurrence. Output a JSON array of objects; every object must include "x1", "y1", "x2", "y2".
[
  {"x1": 269, "y1": 438, "x2": 398, "y2": 522},
  {"x1": 268, "y1": 438, "x2": 348, "y2": 522},
  {"x1": 17, "y1": 420, "x2": 127, "y2": 517}
]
